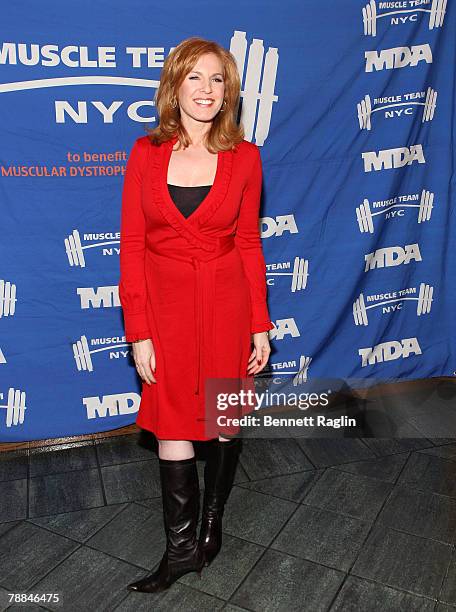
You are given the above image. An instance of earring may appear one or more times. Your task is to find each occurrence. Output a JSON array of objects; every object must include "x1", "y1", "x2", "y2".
[
  {"x1": 219, "y1": 99, "x2": 227, "y2": 112},
  {"x1": 170, "y1": 96, "x2": 178, "y2": 108}
]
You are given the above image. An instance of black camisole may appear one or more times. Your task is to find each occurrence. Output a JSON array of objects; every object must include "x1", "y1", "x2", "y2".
[{"x1": 167, "y1": 183, "x2": 212, "y2": 219}]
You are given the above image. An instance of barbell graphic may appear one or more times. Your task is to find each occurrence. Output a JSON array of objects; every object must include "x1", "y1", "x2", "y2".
[
  {"x1": 293, "y1": 355, "x2": 312, "y2": 386},
  {"x1": 0, "y1": 280, "x2": 17, "y2": 317},
  {"x1": 362, "y1": 0, "x2": 446, "y2": 36},
  {"x1": 357, "y1": 87, "x2": 437, "y2": 130},
  {"x1": 230, "y1": 32, "x2": 279, "y2": 146},
  {"x1": 65, "y1": 230, "x2": 119, "y2": 267},
  {"x1": 0, "y1": 387, "x2": 27, "y2": 427},
  {"x1": 266, "y1": 257, "x2": 309, "y2": 292},
  {"x1": 356, "y1": 189, "x2": 434, "y2": 234},
  {"x1": 353, "y1": 283, "x2": 433, "y2": 326},
  {"x1": 73, "y1": 335, "x2": 130, "y2": 371}
]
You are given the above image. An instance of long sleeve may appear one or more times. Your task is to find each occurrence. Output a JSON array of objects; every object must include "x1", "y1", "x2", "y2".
[
  {"x1": 234, "y1": 145, "x2": 274, "y2": 334},
  {"x1": 118, "y1": 138, "x2": 152, "y2": 342}
]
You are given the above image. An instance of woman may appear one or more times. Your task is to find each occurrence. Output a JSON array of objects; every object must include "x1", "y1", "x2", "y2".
[{"x1": 118, "y1": 36, "x2": 274, "y2": 593}]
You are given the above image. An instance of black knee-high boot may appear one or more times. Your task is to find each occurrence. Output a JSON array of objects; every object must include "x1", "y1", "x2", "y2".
[
  {"x1": 127, "y1": 456, "x2": 205, "y2": 593},
  {"x1": 199, "y1": 437, "x2": 241, "y2": 567}
]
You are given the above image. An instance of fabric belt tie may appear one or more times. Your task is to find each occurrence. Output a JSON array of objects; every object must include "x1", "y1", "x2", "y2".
[
  {"x1": 190, "y1": 257, "x2": 202, "y2": 394},
  {"x1": 190, "y1": 235, "x2": 235, "y2": 395},
  {"x1": 148, "y1": 235, "x2": 236, "y2": 396}
]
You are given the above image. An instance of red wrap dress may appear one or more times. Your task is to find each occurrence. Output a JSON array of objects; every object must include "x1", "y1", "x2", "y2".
[{"x1": 118, "y1": 134, "x2": 274, "y2": 441}]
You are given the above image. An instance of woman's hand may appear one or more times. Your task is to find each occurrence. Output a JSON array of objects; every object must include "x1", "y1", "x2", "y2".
[
  {"x1": 132, "y1": 339, "x2": 156, "y2": 385},
  {"x1": 247, "y1": 331, "x2": 271, "y2": 375}
]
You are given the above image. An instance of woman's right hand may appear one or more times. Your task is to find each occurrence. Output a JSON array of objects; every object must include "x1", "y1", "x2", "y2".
[{"x1": 132, "y1": 339, "x2": 156, "y2": 385}]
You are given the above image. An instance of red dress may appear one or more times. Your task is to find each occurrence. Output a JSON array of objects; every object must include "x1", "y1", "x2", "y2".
[{"x1": 118, "y1": 134, "x2": 274, "y2": 440}]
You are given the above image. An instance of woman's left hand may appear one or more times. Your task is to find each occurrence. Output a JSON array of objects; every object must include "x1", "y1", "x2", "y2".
[{"x1": 247, "y1": 331, "x2": 271, "y2": 375}]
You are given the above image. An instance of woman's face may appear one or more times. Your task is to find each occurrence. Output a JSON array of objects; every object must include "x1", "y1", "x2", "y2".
[{"x1": 176, "y1": 52, "x2": 226, "y2": 125}]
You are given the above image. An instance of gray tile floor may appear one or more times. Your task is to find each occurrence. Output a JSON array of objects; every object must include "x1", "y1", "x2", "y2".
[{"x1": 1, "y1": 380, "x2": 456, "y2": 611}]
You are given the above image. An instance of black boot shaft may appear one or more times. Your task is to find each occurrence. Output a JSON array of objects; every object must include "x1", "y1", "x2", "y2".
[
  {"x1": 159, "y1": 457, "x2": 200, "y2": 562},
  {"x1": 199, "y1": 438, "x2": 241, "y2": 566},
  {"x1": 204, "y1": 438, "x2": 241, "y2": 507}
]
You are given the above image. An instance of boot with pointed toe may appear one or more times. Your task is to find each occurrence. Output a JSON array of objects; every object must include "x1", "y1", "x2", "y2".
[
  {"x1": 127, "y1": 456, "x2": 205, "y2": 593},
  {"x1": 199, "y1": 437, "x2": 241, "y2": 567}
]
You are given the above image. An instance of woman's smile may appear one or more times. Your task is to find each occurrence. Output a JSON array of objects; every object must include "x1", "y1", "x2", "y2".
[{"x1": 193, "y1": 98, "x2": 215, "y2": 107}]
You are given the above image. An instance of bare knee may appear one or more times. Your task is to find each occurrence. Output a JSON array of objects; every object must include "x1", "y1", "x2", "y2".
[{"x1": 157, "y1": 439, "x2": 195, "y2": 460}]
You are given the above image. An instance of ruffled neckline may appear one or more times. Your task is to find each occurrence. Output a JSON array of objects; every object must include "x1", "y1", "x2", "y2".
[{"x1": 148, "y1": 135, "x2": 233, "y2": 253}]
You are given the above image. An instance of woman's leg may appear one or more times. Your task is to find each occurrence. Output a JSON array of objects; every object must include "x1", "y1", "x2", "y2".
[
  {"x1": 158, "y1": 439, "x2": 195, "y2": 459},
  {"x1": 127, "y1": 437, "x2": 204, "y2": 593}
]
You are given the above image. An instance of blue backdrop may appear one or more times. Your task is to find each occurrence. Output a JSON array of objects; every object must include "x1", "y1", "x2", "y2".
[{"x1": 1, "y1": 0, "x2": 454, "y2": 441}]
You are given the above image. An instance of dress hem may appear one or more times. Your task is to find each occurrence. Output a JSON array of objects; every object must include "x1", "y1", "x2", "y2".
[{"x1": 136, "y1": 423, "x2": 226, "y2": 442}]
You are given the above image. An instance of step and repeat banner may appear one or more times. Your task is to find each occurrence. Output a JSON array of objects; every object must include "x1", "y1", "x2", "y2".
[{"x1": 0, "y1": 1, "x2": 454, "y2": 441}]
